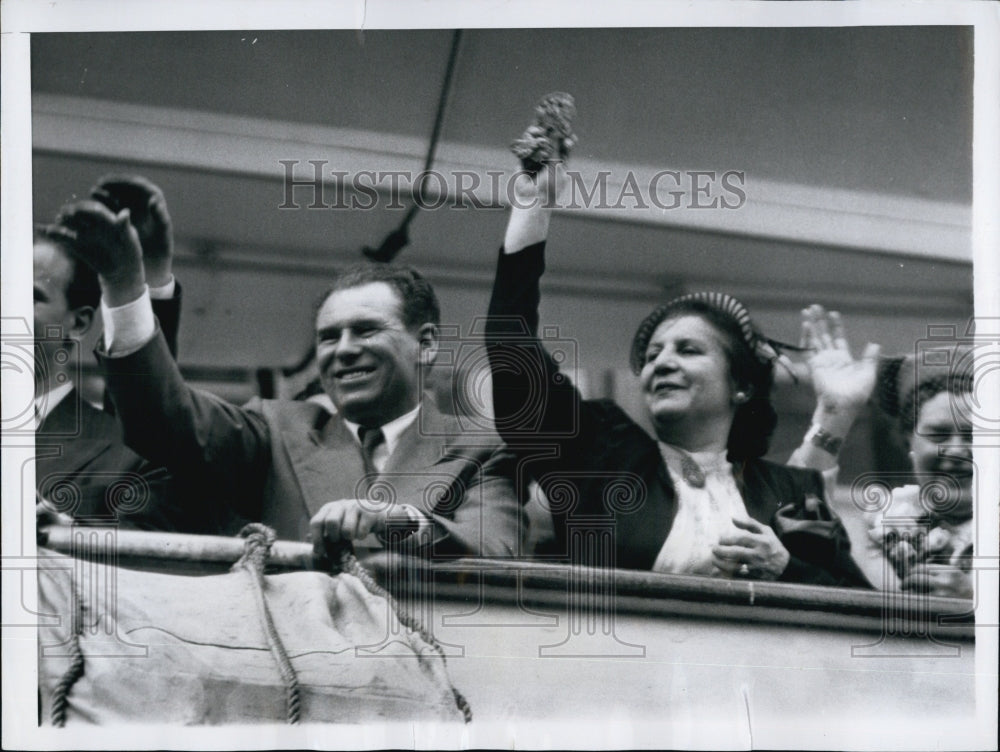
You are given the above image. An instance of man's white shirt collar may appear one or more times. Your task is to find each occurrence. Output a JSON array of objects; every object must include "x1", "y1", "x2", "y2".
[{"x1": 343, "y1": 403, "x2": 422, "y2": 465}]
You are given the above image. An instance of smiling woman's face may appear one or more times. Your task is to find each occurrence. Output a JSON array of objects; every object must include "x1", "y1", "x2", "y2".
[
  {"x1": 639, "y1": 314, "x2": 737, "y2": 429},
  {"x1": 911, "y1": 390, "x2": 974, "y2": 519}
]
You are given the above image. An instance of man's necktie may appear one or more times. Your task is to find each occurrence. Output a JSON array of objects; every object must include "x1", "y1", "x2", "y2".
[
  {"x1": 358, "y1": 426, "x2": 385, "y2": 492},
  {"x1": 359, "y1": 425, "x2": 419, "y2": 545}
]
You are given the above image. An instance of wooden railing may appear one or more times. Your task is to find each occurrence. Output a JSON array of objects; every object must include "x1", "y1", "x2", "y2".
[{"x1": 41, "y1": 526, "x2": 974, "y2": 641}]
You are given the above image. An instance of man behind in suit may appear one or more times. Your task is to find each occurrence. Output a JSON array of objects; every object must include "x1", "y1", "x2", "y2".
[
  {"x1": 57, "y1": 200, "x2": 520, "y2": 559},
  {"x1": 33, "y1": 178, "x2": 179, "y2": 526}
]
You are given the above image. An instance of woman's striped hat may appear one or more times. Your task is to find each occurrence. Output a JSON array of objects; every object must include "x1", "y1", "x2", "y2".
[{"x1": 629, "y1": 291, "x2": 786, "y2": 375}]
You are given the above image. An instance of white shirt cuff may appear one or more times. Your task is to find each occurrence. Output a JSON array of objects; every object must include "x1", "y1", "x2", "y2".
[
  {"x1": 148, "y1": 275, "x2": 176, "y2": 300},
  {"x1": 402, "y1": 505, "x2": 435, "y2": 544},
  {"x1": 102, "y1": 286, "x2": 157, "y2": 355}
]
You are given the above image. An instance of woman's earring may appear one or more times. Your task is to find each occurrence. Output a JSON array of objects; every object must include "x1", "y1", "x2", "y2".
[{"x1": 734, "y1": 391, "x2": 748, "y2": 404}]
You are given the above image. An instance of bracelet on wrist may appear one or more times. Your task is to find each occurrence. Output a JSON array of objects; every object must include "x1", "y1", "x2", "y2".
[{"x1": 806, "y1": 424, "x2": 844, "y2": 456}]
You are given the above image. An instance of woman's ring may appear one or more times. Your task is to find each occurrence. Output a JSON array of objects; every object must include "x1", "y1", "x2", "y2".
[{"x1": 738, "y1": 563, "x2": 750, "y2": 577}]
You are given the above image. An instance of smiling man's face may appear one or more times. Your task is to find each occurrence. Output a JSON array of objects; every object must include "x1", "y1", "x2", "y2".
[{"x1": 315, "y1": 282, "x2": 428, "y2": 427}]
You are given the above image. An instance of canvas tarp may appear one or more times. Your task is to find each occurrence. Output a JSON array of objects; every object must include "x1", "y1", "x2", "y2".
[{"x1": 37, "y1": 547, "x2": 467, "y2": 725}]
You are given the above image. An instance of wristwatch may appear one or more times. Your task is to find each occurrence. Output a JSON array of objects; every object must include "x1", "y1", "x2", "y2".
[{"x1": 377, "y1": 506, "x2": 421, "y2": 545}]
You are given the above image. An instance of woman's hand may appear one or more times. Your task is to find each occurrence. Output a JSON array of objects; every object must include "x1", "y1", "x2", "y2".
[
  {"x1": 801, "y1": 304, "x2": 881, "y2": 422},
  {"x1": 712, "y1": 517, "x2": 791, "y2": 580},
  {"x1": 504, "y1": 162, "x2": 567, "y2": 254},
  {"x1": 788, "y1": 306, "x2": 881, "y2": 474},
  {"x1": 900, "y1": 563, "x2": 973, "y2": 598}
]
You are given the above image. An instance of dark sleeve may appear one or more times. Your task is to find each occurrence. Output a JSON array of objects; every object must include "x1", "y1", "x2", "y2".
[
  {"x1": 96, "y1": 328, "x2": 270, "y2": 521},
  {"x1": 485, "y1": 243, "x2": 587, "y2": 446},
  {"x1": 115, "y1": 463, "x2": 242, "y2": 535},
  {"x1": 772, "y1": 469, "x2": 873, "y2": 589},
  {"x1": 151, "y1": 280, "x2": 182, "y2": 359}
]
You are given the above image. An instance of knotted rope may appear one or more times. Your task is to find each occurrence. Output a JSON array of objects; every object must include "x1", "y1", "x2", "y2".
[
  {"x1": 236, "y1": 526, "x2": 471, "y2": 724},
  {"x1": 337, "y1": 547, "x2": 473, "y2": 724},
  {"x1": 232, "y1": 523, "x2": 301, "y2": 724},
  {"x1": 50, "y1": 577, "x2": 85, "y2": 727},
  {"x1": 50, "y1": 523, "x2": 470, "y2": 726}
]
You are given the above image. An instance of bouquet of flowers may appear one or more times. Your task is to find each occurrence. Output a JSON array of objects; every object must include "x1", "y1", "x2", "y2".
[
  {"x1": 510, "y1": 92, "x2": 578, "y2": 174},
  {"x1": 866, "y1": 484, "x2": 974, "y2": 581}
]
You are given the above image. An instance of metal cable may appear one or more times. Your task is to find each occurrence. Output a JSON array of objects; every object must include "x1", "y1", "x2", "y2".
[{"x1": 363, "y1": 30, "x2": 464, "y2": 262}]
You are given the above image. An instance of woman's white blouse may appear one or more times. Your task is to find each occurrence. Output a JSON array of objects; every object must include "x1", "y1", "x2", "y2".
[{"x1": 652, "y1": 444, "x2": 751, "y2": 577}]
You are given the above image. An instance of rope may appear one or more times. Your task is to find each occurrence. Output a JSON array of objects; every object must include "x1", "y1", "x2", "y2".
[
  {"x1": 238, "y1": 523, "x2": 471, "y2": 724},
  {"x1": 338, "y1": 549, "x2": 473, "y2": 724},
  {"x1": 48, "y1": 524, "x2": 469, "y2": 725},
  {"x1": 50, "y1": 576, "x2": 86, "y2": 727},
  {"x1": 232, "y1": 523, "x2": 301, "y2": 724}
]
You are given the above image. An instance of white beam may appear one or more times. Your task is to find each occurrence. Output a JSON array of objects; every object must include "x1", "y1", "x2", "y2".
[{"x1": 34, "y1": 93, "x2": 971, "y2": 261}]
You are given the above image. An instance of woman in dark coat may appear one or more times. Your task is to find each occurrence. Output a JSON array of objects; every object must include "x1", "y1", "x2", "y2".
[{"x1": 485, "y1": 166, "x2": 870, "y2": 588}]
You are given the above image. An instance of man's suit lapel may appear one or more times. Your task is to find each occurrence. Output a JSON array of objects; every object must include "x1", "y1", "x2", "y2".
[
  {"x1": 281, "y1": 411, "x2": 368, "y2": 518},
  {"x1": 36, "y1": 392, "x2": 116, "y2": 481},
  {"x1": 381, "y1": 403, "x2": 448, "y2": 476},
  {"x1": 380, "y1": 404, "x2": 455, "y2": 520},
  {"x1": 280, "y1": 402, "x2": 447, "y2": 525}
]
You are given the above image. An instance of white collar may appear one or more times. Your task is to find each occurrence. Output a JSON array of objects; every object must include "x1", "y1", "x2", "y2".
[
  {"x1": 657, "y1": 442, "x2": 731, "y2": 477},
  {"x1": 343, "y1": 402, "x2": 422, "y2": 458},
  {"x1": 34, "y1": 381, "x2": 76, "y2": 425}
]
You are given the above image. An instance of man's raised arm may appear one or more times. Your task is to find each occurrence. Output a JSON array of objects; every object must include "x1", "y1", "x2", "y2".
[
  {"x1": 89, "y1": 174, "x2": 183, "y2": 357},
  {"x1": 56, "y1": 201, "x2": 269, "y2": 516}
]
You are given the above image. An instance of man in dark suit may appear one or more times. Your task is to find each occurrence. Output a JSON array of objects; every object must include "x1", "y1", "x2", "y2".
[
  {"x1": 34, "y1": 176, "x2": 182, "y2": 527},
  {"x1": 58, "y1": 201, "x2": 520, "y2": 559}
]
